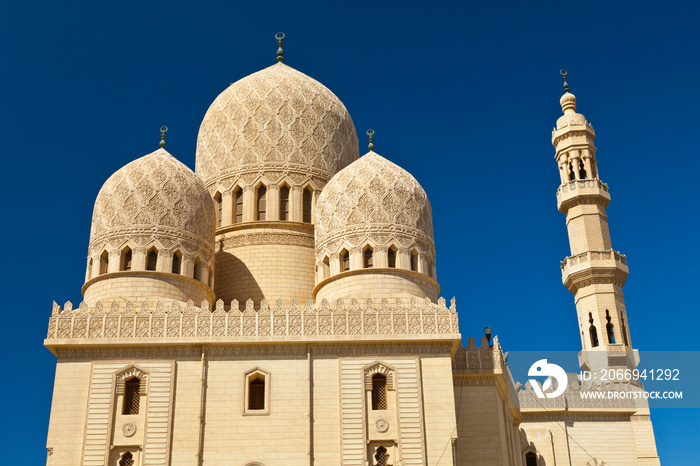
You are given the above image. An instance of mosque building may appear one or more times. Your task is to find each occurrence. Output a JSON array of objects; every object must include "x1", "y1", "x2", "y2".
[{"x1": 44, "y1": 35, "x2": 660, "y2": 466}]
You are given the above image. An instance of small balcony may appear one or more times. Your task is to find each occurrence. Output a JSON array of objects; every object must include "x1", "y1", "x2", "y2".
[
  {"x1": 560, "y1": 249, "x2": 629, "y2": 292},
  {"x1": 556, "y1": 179, "x2": 611, "y2": 212}
]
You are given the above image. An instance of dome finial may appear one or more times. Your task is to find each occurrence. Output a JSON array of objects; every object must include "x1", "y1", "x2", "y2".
[
  {"x1": 560, "y1": 69, "x2": 570, "y2": 94},
  {"x1": 159, "y1": 126, "x2": 168, "y2": 148},
  {"x1": 276, "y1": 32, "x2": 285, "y2": 63},
  {"x1": 367, "y1": 129, "x2": 375, "y2": 152}
]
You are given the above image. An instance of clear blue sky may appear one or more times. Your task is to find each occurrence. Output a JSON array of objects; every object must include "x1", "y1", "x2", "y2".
[{"x1": 1, "y1": 1, "x2": 698, "y2": 463}]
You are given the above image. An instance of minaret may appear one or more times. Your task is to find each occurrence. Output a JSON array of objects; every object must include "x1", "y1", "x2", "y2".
[{"x1": 552, "y1": 71, "x2": 638, "y2": 372}]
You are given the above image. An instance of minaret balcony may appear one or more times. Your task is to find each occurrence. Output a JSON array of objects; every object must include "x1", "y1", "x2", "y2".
[
  {"x1": 561, "y1": 249, "x2": 629, "y2": 293},
  {"x1": 557, "y1": 179, "x2": 611, "y2": 213}
]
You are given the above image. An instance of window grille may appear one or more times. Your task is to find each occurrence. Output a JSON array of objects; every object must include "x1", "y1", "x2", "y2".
[
  {"x1": 388, "y1": 249, "x2": 396, "y2": 268},
  {"x1": 100, "y1": 252, "x2": 109, "y2": 275},
  {"x1": 372, "y1": 374, "x2": 387, "y2": 410},
  {"x1": 249, "y1": 378, "x2": 265, "y2": 410},
  {"x1": 123, "y1": 378, "x2": 140, "y2": 415},
  {"x1": 119, "y1": 452, "x2": 134, "y2": 466},
  {"x1": 375, "y1": 446, "x2": 389, "y2": 466},
  {"x1": 280, "y1": 186, "x2": 290, "y2": 221},
  {"x1": 303, "y1": 188, "x2": 312, "y2": 223},
  {"x1": 341, "y1": 251, "x2": 350, "y2": 272}
]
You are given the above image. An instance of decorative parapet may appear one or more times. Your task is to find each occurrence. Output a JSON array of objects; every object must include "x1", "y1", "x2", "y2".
[
  {"x1": 556, "y1": 179, "x2": 611, "y2": 212},
  {"x1": 45, "y1": 297, "x2": 460, "y2": 346},
  {"x1": 560, "y1": 249, "x2": 627, "y2": 271},
  {"x1": 452, "y1": 335, "x2": 521, "y2": 418},
  {"x1": 560, "y1": 249, "x2": 629, "y2": 292}
]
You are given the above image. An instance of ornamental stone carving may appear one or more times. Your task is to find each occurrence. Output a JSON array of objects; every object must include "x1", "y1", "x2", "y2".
[
  {"x1": 195, "y1": 63, "x2": 359, "y2": 189},
  {"x1": 88, "y1": 148, "x2": 216, "y2": 270},
  {"x1": 315, "y1": 151, "x2": 435, "y2": 257}
]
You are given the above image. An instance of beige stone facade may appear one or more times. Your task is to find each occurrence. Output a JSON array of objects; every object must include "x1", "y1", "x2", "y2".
[{"x1": 45, "y1": 49, "x2": 659, "y2": 466}]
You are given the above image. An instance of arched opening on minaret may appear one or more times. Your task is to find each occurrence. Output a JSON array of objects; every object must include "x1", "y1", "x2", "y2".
[
  {"x1": 146, "y1": 247, "x2": 158, "y2": 271},
  {"x1": 605, "y1": 310, "x2": 616, "y2": 344},
  {"x1": 214, "y1": 191, "x2": 222, "y2": 227},
  {"x1": 256, "y1": 184, "x2": 267, "y2": 220},
  {"x1": 387, "y1": 246, "x2": 397, "y2": 268},
  {"x1": 578, "y1": 159, "x2": 587, "y2": 179},
  {"x1": 234, "y1": 187, "x2": 243, "y2": 223},
  {"x1": 120, "y1": 247, "x2": 132, "y2": 271},
  {"x1": 621, "y1": 314, "x2": 630, "y2": 346},
  {"x1": 568, "y1": 161, "x2": 576, "y2": 182},
  {"x1": 364, "y1": 246, "x2": 374, "y2": 268},
  {"x1": 303, "y1": 187, "x2": 313, "y2": 223},
  {"x1": 99, "y1": 251, "x2": 109, "y2": 275},
  {"x1": 172, "y1": 250, "x2": 182, "y2": 274},
  {"x1": 279, "y1": 184, "x2": 290, "y2": 221},
  {"x1": 340, "y1": 249, "x2": 350, "y2": 272},
  {"x1": 589, "y1": 313, "x2": 599, "y2": 348}
]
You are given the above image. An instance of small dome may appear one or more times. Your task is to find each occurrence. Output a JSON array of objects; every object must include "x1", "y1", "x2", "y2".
[
  {"x1": 89, "y1": 148, "x2": 216, "y2": 265},
  {"x1": 315, "y1": 151, "x2": 434, "y2": 258},
  {"x1": 556, "y1": 92, "x2": 586, "y2": 129},
  {"x1": 195, "y1": 63, "x2": 359, "y2": 188}
]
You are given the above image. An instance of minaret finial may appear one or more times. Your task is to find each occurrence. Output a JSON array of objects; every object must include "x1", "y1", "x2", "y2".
[
  {"x1": 560, "y1": 69, "x2": 570, "y2": 94},
  {"x1": 276, "y1": 32, "x2": 285, "y2": 63},
  {"x1": 159, "y1": 126, "x2": 168, "y2": 148},
  {"x1": 367, "y1": 129, "x2": 375, "y2": 152}
]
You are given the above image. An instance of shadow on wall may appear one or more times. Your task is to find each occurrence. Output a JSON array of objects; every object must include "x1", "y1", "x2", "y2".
[{"x1": 214, "y1": 250, "x2": 264, "y2": 307}]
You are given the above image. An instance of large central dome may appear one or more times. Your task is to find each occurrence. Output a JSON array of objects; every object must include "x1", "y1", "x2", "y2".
[{"x1": 195, "y1": 62, "x2": 359, "y2": 188}]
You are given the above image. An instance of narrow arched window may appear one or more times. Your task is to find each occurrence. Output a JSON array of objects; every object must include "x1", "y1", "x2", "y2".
[
  {"x1": 427, "y1": 256, "x2": 433, "y2": 278},
  {"x1": 234, "y1": 188, "x2": 243, "y2": 224},
  {"x1": 100, "y1": 251, "x2": 109, "y2": 275},
  {"x1": 248, "y1": 376, "x2": 265, "y2": 410},
  {"x1": 364, "y1": 247, "x2": 373, "y2": 268},
  {"x1": 371, "y1": 373, "x2": 387, "y2": 410},
  {"x1": 214, "y1": 192, "x2": 222, "y2": 227},
  {"x1": 279, "y1": 185, "x2": 290, "y2": 221},
  {"x1": 388, "y1": 247, "x2": 396, "y2": 268},
  {"x1": 303, "y1": 188, "x2": 312, "y2": 223},
  {"x1": 147, "y1": 249, "x2": 158, "y2": 271},
  {"x1": 589, "y1": 312, "x2": 599, "y2": 348},
  {"x1": 121, "y1": 248, "x2": 132, "y2": 271},
  {"x1": 123, "y1": 378, "x2": 140, "y2": 415},
  {"x1": 568, "y1": 161, "x2": 575, "y2": 181},
  {"x1": 322, "y1": 256, "x2": 330, "y2": 279},
  {"x1": 119, "y1": 452, "x2": 134, "y2": 466},
  {"x1": 172, "y1": 251, "x2": 181, "y2": 274},
  {"x1": 525, "y1": 452, "x2": 538, "y2": 466},
  {"x1": 578, "y1": 159, "x2": 587, "y2": 179},
  {"x1": 256, "y1": 186, "x2": 267, "y2": 220},
  {"x1": 341, "y1": 250, "x2": 350, "y2": 272},
  {"x1": 375, "y1": 446, "x2": 389, "y2": 466},
  {"x1": 621, "y1": 315, "x2": 630, "y2": 346},
  {"x1": 88, "y1": 258, "x2": 93, "y2": 280},
  {"x1": 208, "y1": 266, "x2": 213, "y2": 288},
  {"x1": 410, "y1": 251, "x2": 418, "y2": 272},
  {"x1": 605, "y1": 310, "x2": 615, "y2": 344},
  {"x1": 193, "y1": 257, "x2": 201, "y2": 281}
]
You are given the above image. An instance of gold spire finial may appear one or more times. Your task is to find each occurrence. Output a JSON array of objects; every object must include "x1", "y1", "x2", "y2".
[
  {"x1": 560, "y1": 69, "x2": 570, "y2": 94},
  {"x1": 367, "y1": 129, "x2": 375, "y2": 152},
  {"x1": 159, "y1": 126, "x2": 168, "y2": 148},
  {"x1": 276, "y1": 32, "x2": 285, "y2": 63}
]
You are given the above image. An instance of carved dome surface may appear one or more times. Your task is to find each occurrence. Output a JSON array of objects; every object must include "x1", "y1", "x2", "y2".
[
  {"x1": 195, "y1": 63, "x2": 359, "y2": 189},
  {"x1": 88, "y1": 148, "x2": 216, "y2": 260},
  {"x1": 315, "y1": 151, "x2": 434, "y2": 256}
]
